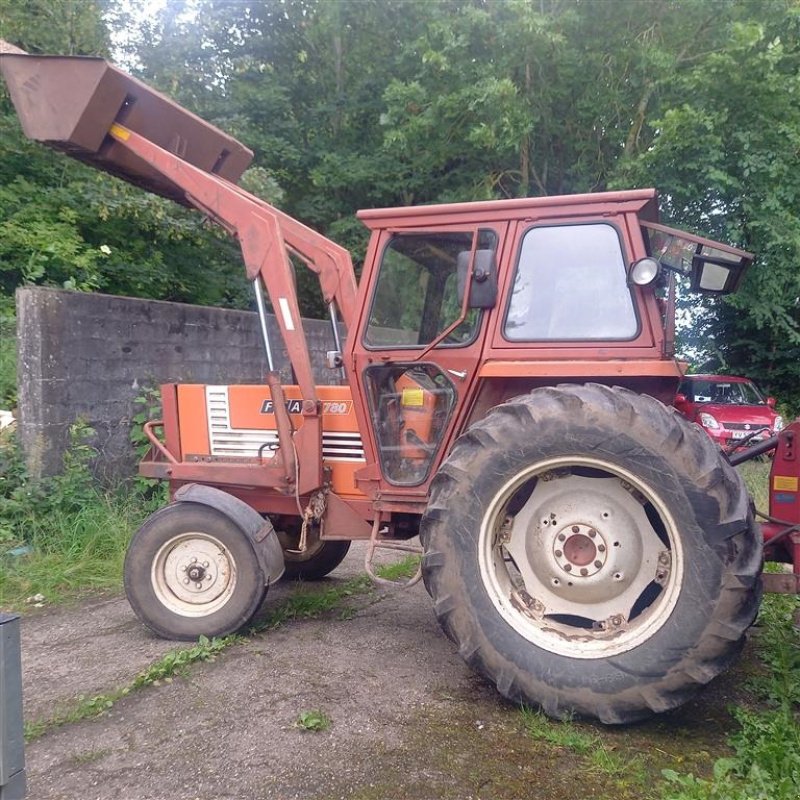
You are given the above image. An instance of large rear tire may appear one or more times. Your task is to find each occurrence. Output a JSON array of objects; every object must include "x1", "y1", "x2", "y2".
[
  {"x1": 125, "y1": 502, "x2": 268, "y2": 640},
  {"x1": 420, "y1": 384, "x2": 761, "y2": 724}
]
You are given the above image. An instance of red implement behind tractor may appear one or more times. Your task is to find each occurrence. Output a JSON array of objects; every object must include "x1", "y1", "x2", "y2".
[{"x1": 3, "y1": 46, "x2": 798, "y2": 725}]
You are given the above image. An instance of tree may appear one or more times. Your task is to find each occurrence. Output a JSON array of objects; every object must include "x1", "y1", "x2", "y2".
[{"x1": 614, "y1": 0, "x2": 800, "y2": 408}]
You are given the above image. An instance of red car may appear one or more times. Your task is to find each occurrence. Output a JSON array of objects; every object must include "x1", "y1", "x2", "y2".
[{"x1": 674, "y1": 374, "x2": 783, "y2": 449}]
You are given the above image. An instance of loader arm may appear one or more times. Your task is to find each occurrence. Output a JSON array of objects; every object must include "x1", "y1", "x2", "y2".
[
  {"x1": 0, "y1": 48, "x2": 362, "y2": 496},
  {"x1": 107, "y1": 123, "x2": 360, "y2": 495}
]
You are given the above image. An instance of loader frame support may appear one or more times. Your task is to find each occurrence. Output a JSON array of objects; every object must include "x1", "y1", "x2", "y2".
[{"x1": 107, "y1": 123, "x2": 360, "y2": 496}]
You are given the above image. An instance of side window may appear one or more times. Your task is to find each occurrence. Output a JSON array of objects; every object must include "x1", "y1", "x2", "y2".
[
  {"x1": 504, "y1": 224, "x2": 638, "y2": 341},
  {"x1": 365, "y1": 230, "x2": 497, "y2": 348}
]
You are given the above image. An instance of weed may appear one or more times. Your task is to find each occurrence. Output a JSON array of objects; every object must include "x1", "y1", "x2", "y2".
[
  {"x1": 374, "y1": 554, "x2": 420, "y2": 582},
  {"x1": 0, "y1": 422, "x2": 157, "y2": 607},
  {"x1": 129, "y1": 386, "x2": 168, "y2": 499},
  {"x1": 70, "y1": 748, "x2": 111, "y2": 766},
  {"x1": 23, "y1": 567, "x2": 391, "y2": 741},
  {"x1": 131, "y1": 635, "x2": 236, "y2": 689},
  {"x1": 520, "y1": 707, "x2": 598, "y2": 754},
  {"x1": 0, "y1": 296, "x2": 15, "y2": 408},
  {"x1": 588, "y1": 747, "x2": 647, "y2": 782},
  {"x1": 296, "y1": 709, "x2": 331, "y2": 732},
  {"x1": 659, "y1": 592, "x2": 800, "y2": 800}
]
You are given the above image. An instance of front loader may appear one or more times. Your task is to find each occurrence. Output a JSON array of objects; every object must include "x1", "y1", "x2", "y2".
[{"x1": 3, "y1": 47, "x2": 798, "y2": 725}]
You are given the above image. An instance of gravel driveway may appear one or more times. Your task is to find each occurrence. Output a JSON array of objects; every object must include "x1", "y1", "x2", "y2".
[{"x1": 17, "y1": 543, "x2": 744, "y2": 800}]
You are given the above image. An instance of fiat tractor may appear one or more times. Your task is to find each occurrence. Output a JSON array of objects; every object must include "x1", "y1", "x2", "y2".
[{"x1": 3, "y1": 45, "x2": 798, "y2": 725}]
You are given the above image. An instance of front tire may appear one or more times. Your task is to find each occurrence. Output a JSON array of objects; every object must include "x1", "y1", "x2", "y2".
[
  {"x1": 420, "y1": 384, "x2": 761, "y2": 723},
  {"x1": 125, "y1": 502, "x2": 268, "y2": 640}
]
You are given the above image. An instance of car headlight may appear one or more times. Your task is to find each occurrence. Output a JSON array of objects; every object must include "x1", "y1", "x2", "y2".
[
  {"x1": 699, "y1": 412, "x2": 720, "y2": 429},
  {"x1": 774, "y1": 416, "x2": 784, "y2": 432}
]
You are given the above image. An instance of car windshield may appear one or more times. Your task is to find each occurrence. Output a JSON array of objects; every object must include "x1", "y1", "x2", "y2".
[{"x1": 681, "y1": 379, "x2": 765, "y2": 405}]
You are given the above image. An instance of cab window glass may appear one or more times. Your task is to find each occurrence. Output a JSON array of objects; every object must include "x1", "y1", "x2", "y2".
[
  {"x1": 504, "y1": 224, "x2": 637, "y2": 341},
  {"x1": 365, "y1": 230, "x2": 496, "y2": 348}
]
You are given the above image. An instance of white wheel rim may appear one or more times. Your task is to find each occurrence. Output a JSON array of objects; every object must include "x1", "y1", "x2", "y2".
[
  {"x1": 478, "y1": 456, "x2": 684, "y2": 659},
  {"x1": 151, "y1": 532, "x2": 238, "y2": 617}
]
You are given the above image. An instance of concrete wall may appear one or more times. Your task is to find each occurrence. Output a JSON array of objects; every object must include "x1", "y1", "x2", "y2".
[{"x1": 16, "y1": 286, "x2": 339, "y2": 482}]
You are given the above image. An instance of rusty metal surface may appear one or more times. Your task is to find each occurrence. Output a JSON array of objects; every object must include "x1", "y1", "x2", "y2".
[{"x1": 0, "y1": 53, "x2": 252, "y2": 204}]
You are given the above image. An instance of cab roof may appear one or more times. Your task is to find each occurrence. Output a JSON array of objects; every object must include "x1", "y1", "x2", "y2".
[{"x1": 357, "y1": 188, "x2": 659, "y2": 229}]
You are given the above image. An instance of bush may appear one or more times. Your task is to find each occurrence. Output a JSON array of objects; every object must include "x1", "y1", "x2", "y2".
[
  {"x1": 0, "y1": 421, "x2": 156, "y2": 606},
  {"x1": 0, "y1": 294, "x2": 15, "y2": 408}
]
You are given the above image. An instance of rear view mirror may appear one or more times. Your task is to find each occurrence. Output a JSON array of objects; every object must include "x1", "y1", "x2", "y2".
[
  {"x1": 674, "y1": 393, "x2": 687, "y2": 405},
  {"x1": 457, "y1": 249, "x2": 498, "y2": 309},
  {"x1": 767, "y1": 396, "x2": 776, "y2": 408}
]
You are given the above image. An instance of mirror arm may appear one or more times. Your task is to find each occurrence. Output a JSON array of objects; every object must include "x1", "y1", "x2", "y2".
[{"x1": 413, "y1": 236, "x2": 479, "y2": 363}]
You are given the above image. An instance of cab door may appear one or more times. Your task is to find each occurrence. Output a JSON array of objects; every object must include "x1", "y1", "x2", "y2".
[{"x1": 350, "y1": 224, "x2": 507, "y2": 491}]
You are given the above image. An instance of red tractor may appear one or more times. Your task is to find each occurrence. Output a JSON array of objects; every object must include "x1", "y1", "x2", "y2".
[{"x1": 3, "y1": 46, "x2": 798, "y2": 724}]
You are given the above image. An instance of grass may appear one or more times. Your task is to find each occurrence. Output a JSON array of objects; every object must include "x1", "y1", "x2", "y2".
[
  {"x1": 659, "y1": 595, "x2": 800, "y2": 799},
  {"x1": 737, "y1": 460, "x2": 769, "y2": 512},
  {"x1": 0, "y1": 297, "x2": 15, "y2": 408},
  {"x1": 0, "y1": 496, "x2": 145, "y2": 607}
]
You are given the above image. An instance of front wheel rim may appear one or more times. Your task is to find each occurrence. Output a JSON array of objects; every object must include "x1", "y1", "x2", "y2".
[
  {"x1": 151, "y1": 532, "x2": 238, "y2": 617},
  {"x1": 478, "y1": 456, "x2": 684, "y2": 659}
]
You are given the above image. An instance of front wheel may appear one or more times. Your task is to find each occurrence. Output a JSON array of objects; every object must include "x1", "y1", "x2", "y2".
[
  {"x1": 125, "y1": 502, "x2": 268, "y2": 640},
  {"x1": 420, "y1": 384, "x2": 761, "y2": 724}
]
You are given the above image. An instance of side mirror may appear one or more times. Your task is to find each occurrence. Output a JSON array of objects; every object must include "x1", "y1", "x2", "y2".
[
  {"x1": 674, "y1": 393, "x2": 687, "y2": 405},
  {"x1": 457, "y1": 249, "x2": 498, "y2": 309},
  {"x1": 767, "y1": 396, "x2": 776, "y2": 408}
]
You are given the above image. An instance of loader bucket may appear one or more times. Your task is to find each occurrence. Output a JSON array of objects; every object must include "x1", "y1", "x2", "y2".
[{"x1": 0, "y1": 53, "x2": 253, "y2": 205}]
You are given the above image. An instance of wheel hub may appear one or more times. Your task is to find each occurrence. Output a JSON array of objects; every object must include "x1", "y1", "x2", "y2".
[
  {"x1": 152, "y1": 533, "x2": 237, "y2": 615},
  {"x1": 554, "y1": 525, "x2": 607, "y2": 576}
]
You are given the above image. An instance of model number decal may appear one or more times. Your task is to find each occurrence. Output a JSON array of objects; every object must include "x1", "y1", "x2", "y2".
[{"x1": 260, "y1": 399, "x2": 352, "y2": 415}]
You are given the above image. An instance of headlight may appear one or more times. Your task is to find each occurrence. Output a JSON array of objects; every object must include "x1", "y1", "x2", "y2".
[
  {"x1": 699, "y1": 412, "x2": 720, "y2": 429},
  {"x1": 774, "y1": 416, "x2": 784, "y2": 432}
]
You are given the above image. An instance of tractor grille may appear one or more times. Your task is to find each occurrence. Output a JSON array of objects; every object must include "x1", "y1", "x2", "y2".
[{"x1": 205, "y1": 387, "x2": 365, "y2": 461}]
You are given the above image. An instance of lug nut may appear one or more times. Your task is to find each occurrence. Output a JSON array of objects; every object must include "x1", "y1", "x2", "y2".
[
  {"x1": 594, "y1": 560, "x2": 602, "y2": 569},
  {"x1": 571, "y1": 526, "x2": 580, "y2": 533},
  {"x1": 558, "y1": 533, "x2": 566, "y2": 542},
  {"x1": 564, "y1": 564, "x2": 572, "y2": 572},
  {"x1": 184, "y1": 578, "x2": 190, "y2": 584},
  {"x1": 580, "y1": 568, "x2": 588, "y2": 576},
  {"x1": 598, "y1": 544, "x2": 606, "y2": 553},
  {"x1": 588, "y1": 529, "x2": 596, "y2": 538},
  {"x1": 555, "y1": 550, "x2": 563, "y2": 558}
]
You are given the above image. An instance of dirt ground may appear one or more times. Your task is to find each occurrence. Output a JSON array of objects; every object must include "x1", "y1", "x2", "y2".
[{"x1": 17, "y1": 543, "x2": 750, "y2": 800}]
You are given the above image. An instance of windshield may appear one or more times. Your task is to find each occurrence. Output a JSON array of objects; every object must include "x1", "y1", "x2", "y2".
[{"x1": 680, "y1": 379, "x2": 766, "y2": 405}]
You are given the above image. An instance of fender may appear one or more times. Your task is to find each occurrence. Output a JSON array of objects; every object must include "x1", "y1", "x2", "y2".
[{"x1": 173, "y1": 483, "x2": 284, "y2": 585}]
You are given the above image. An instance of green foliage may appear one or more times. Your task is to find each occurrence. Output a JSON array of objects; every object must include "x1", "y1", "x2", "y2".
[
  {"x1": 612, "y1": 1, "x2": 800, "y2": 409},
  {"x1": 24, "y1": 633, "x2": 235, "y2": 742},
  {"x1": 0, "y1": 422, "x2": 152, "y2": 606},
  {"x1": 520, "y1": 707, "x2": 598, "y2": 755},
  {"x1": 0, "y1": 295, "x2": 16, "y2": 407},
  {"x1": 295, "y1": 709, "x2": 331, "y2": 732},
  {"x1": 659, "y1": 592, "x2": 800, "y2": 800}
]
